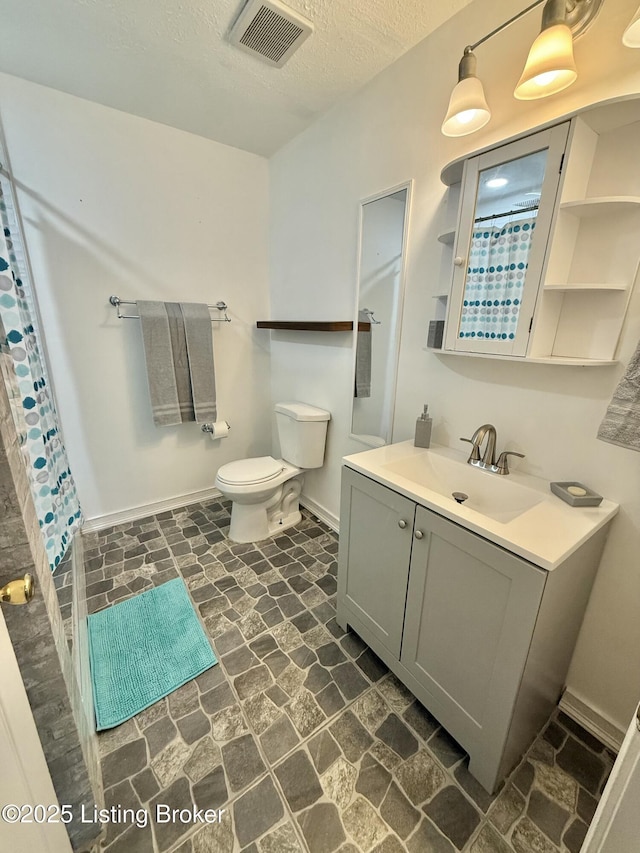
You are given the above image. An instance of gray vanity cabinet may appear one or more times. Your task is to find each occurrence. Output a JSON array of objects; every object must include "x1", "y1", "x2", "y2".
[
  {"x1": 337, "y1": 467, "x2": 415, "y2": 658},
  {"x1": 400, "y1": 506, "x2": 546, "y2": 789},
  {"x1": 337, "y1": 466, "x2": 608, "y2": 793}
]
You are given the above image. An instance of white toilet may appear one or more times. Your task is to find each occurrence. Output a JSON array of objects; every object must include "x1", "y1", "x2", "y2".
[{"x1": 215, "y1": 402, "x2": 331, "y2": 543}]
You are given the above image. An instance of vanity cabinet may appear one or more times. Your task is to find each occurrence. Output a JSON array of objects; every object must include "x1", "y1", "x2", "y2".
[
  {"x1": 337, "y1": 465, "x2": 608, "y2": 793},
  {"x1": 337, "y1": 471, "x2": 415, "y2": 658}
]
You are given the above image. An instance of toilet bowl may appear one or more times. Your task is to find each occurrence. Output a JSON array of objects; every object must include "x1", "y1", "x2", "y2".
[{"x1": 215, "y1": 402, "x2": 331, "y2": 543}]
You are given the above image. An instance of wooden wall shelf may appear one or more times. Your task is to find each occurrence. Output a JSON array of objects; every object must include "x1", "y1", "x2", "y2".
[{"x1": 257, "y1": 321, "x2": 370, "y2": 331}]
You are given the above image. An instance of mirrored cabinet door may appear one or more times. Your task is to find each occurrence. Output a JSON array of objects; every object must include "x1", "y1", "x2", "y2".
[{"x1": 445, "y1": 123, "x2": 570, "y2": 357}]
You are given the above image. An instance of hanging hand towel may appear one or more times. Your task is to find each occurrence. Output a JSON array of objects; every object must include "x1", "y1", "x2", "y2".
[
  {"x1": 597, "y1": 338, "x2": 640, "y2": 451},
  {"x1": 180, "y1": 302, "x2": 217, "y2": 423},
  {"x1": 354, "y1": 309, "x2": 372, "y2": 398},
  {"x1": 166, "y1": 302, "x2": 195, "y2": 422},
  {"x1": 138, "y1": 300, "x2": 182, "y2": 426}
]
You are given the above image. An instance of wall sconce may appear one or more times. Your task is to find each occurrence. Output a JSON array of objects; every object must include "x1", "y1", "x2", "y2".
[
  {"x1": 441, "y1": 47, "x2": 491, "y2": 137},
  {"x1": 623, "y1": 4, "x2": 640, "y2": 46},
  {"x1": 441, "y1": 0, "x2": 604, "y2": 138}
]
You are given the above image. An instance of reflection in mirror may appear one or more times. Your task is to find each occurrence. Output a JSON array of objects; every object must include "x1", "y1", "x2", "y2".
[
  {"x1": 351, "y1": 185, "x2": 410, "y2": 447},
  {"x1": 460, "y1": 150, "x2": 547, "y2": 344}
]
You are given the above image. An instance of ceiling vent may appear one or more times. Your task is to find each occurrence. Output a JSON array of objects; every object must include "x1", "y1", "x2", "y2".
[{"x1": 229, "y1": 0, "x2": 313, "y2": 68}]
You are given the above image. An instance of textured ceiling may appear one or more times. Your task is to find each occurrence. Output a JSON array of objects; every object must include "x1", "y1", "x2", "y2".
[{"x1": 0, "y1": 0, "x2": 474, "y2": 156}]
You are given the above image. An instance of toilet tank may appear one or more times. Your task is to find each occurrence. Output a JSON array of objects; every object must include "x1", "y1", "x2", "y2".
[{"x1": 275, "y1": 402, "x2": 331, "y2": 468}]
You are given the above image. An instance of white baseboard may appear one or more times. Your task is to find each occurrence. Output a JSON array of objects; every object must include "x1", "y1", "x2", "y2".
[
  {"x1": 82, "y1": 487, "x2": 224, "y2": 533},
  {"x1": 300, "y1": 494, "x2": 339, "y2": 533},
  {"x1": 560, "y1": 689, "x2": 625, "y2": 752},
  {"x1": 82, "y1": 487, "x2": 340, "y2": 536}
]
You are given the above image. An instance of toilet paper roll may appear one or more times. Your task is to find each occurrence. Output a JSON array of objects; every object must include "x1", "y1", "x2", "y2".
[{"x1": 206, "y1": 421, "x2": 230, "y2": 440}]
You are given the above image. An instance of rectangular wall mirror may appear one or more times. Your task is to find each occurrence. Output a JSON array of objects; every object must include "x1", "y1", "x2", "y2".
[{"x1": 350, "y1": 183, "x2": 411, "y2": 447}]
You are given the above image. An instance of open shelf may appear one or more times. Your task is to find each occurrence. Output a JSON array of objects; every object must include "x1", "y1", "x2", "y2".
[
  {"x1": 430, "y1": 349, "x2": 617, "y2": 367},
  {"x1": 256, "y1": 321, "x2": 364, "y2": 332},
  {"x1": 559, "y1": 196, "x2": 640, "y2": 217},
  {"x1": 543, "y1": 283, "x2": 628, "y2": 292},
  {"x1": 437, "y1": 229, "x2": 456, "y2": 245}
]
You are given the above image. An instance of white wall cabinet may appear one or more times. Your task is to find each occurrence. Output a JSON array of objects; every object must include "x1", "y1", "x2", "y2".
[
  {"x1": 337, "y1": 465, "x2": 609, "y2": 792},
  {"x1": 430, "y1": 98, "x2": 640, "y2": 365}
]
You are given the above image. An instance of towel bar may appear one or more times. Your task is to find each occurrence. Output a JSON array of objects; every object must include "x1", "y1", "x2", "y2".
[
  {"x1": 361, "y1": 308, "x2": 381, "y2": 325},
  {"x1": 109, "y1": 296, "x2": 231, "y2": 322}
]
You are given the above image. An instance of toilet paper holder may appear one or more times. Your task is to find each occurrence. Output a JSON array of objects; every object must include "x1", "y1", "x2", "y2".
[{"x1": 201, "y1": 421, "x2": 231, "y2": 436}]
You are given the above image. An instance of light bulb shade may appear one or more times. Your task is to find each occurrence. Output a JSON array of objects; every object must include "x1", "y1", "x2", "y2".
[
  {"x1": 441, "y1": 76, "x2": 491, "y2": 137},
  {"x1": 623, "y1": 5, "x2": 640, "y2": 47},
  {"x1": 514, "y1": 23, "x2": 577, "y2": 100}
]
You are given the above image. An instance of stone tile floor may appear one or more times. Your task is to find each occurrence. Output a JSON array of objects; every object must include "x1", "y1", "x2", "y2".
[{"x1": 83, "y1": 499, "x2": 615, "y2": 853}]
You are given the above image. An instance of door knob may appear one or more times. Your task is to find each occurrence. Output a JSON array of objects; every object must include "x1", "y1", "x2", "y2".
[
  {"x1": 414, "y1": 530, "x2": 424, "y2": 539},
  {"x1": 398, "y1": 519, "x2": 407, "y2": 529},
  {"x1": 1, "y1": 573, "x2": 35, "y2": 605}
]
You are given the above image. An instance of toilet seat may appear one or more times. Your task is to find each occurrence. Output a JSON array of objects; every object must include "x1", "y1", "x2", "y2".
[{"x1": 216, "y1": 456, "x2": 285, "y2": 487}]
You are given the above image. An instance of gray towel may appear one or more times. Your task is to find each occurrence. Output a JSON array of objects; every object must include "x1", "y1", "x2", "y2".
[
  {"x1": 180, "y1": 302, "x2": 217, "y2": 423},
  {"x1": 597, "y1": 339, "x2": 640, "y2": 451},
  {"x1": 138, "y1": 300, "x2": 182, "y2": 426},
  {"x1": 166, "y1": 302, "x2": 195, "y2": 422},
  {"x1": 354, "y1": 309, "x2": 371, "y2": 398},
  {"x1": 137, "y1": 301, "x2": 217, "y2": 426}
]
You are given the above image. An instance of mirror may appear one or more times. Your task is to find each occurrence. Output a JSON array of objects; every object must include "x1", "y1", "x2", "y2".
[
  {"x1": 350, "y1": 184, "x2": 410, "y2": 447},
  {"x1": 459, "y1": 149, "x2": 547, "y2": 344},
  {"x1": 446, "y1": 124, "x2": 569, "y2": 357}
]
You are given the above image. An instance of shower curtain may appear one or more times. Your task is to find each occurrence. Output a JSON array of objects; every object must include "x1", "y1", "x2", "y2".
[
  {"x1": 0, "y1": 178, "x2": 82, "y2": 570},
  {"x1": 459, "y1": 216, "x2": 537, "y2": 341}
]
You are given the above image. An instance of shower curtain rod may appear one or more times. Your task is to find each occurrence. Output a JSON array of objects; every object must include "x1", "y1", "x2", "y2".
[
  {"x1": 109, "y1": 295, "x2": 231, "y2": 322},
  {"x1": 474, "y1": 204, "x2": 539, "y2": 224}
]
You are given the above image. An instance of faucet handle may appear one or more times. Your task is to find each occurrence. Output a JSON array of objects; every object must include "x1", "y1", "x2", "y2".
[
  {"x1": 495, "y1": 451, "x2": 525, "y2": 475},
  {"x1": 460, "y1": 437, "x2": 481, "y2": 462}
]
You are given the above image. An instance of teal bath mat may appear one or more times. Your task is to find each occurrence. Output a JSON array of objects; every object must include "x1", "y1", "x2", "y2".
[{"x1": 88, "y1": 577, "x2": 217, "y2": 730}]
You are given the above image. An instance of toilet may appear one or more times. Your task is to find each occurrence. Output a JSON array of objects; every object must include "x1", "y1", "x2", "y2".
[{"x1": 215, "y1": 402, "x2": 331, "y2": 543}]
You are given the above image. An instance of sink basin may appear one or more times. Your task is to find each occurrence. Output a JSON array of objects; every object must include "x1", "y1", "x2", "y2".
[
  {"x1": 342, "y1": 440, "x2": 618, "y2": 570},
  {"x1": 383, "y1": 452, "x2": 543, "y2": 523}
]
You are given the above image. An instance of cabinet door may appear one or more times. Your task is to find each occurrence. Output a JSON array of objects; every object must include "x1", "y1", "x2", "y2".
[
  {"x1": 337, "y1": 468, "x2": 415, "y2": 658},
  {"x1": 444, "y1": 123, "x2": 570, "y2": 357},
  {"x1": 401, "y1": 506, "x2": 546, "y2": 768}
]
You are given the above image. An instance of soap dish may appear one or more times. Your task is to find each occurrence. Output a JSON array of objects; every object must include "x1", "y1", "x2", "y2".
[{"x1": 550, "y1": 482, "x2": 603, "y2": 507}]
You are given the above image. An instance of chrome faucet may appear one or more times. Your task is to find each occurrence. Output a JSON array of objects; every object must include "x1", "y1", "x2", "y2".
[
  {"x1": 461, "y1": 423, "x2": 497, "y2": 468},
  {"x1": 460, "y1": 424, "x2": 524, "y2": 474}
]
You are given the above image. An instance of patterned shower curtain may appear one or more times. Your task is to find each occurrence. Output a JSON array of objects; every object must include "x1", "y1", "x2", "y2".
[
  {"x1": 0, "y1": 178, "x2": 82, "y2": 571},
  {"x1": 459, "y1": 216, "x2": 537, "y2": 342}
]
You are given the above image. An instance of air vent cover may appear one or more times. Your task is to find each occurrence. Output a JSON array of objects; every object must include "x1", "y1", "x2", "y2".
[{"x1": 229, "y1": 0, "x2": 313, "y2": 67}]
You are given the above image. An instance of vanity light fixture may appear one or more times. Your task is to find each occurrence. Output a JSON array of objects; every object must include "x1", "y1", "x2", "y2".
[
  {"x1": 441, "y1": 0, "x2": 603, "y2": 137},
  {"x1": 514, "y1": 0, "x2": 577, "y2": 99},
  {"x1": 441, "y1": 47, "x2": 491, "y2": 137},
  {"x1": 623, "y1": 4, "x2": 640, "y2": 46}
]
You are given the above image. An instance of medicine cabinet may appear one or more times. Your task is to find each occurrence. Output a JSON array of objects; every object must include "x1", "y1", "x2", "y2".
[{"x1": 432, "y1": 97, "x2": 640, "y2": 365}]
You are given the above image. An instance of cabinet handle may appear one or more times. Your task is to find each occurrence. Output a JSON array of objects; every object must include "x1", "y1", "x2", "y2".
[
  {"x1": 398, "y1": 519, "x2": 407, "y2": 529},
  {"x1": 454, "y1": 256, "x2": 466, "y2": 267},
  {"x1": 414, "y1": 530, "x2": 424, "y2": 540}
]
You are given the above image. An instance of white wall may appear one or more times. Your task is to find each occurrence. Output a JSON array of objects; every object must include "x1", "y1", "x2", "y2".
[
  {"x1": 0, "y1": 73, "x2": 271, "y2": 521},
  {"x1": 269, "y1": 0, "x2": 640, "y2": 731}
]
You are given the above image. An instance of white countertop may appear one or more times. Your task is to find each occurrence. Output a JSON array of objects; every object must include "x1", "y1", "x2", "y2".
[{"x1": 342, "y1": 441, "x2": 619, "y2": 571}]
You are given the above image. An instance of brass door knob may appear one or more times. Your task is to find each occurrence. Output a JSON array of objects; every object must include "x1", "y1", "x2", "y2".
[{"x1": 1, "y1": 573, "x2": 35, "y2": 605}]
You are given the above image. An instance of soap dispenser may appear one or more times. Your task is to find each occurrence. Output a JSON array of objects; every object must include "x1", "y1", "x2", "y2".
[{"x1": 414, "y1": 404, "x2": 432, "y2": 448}]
